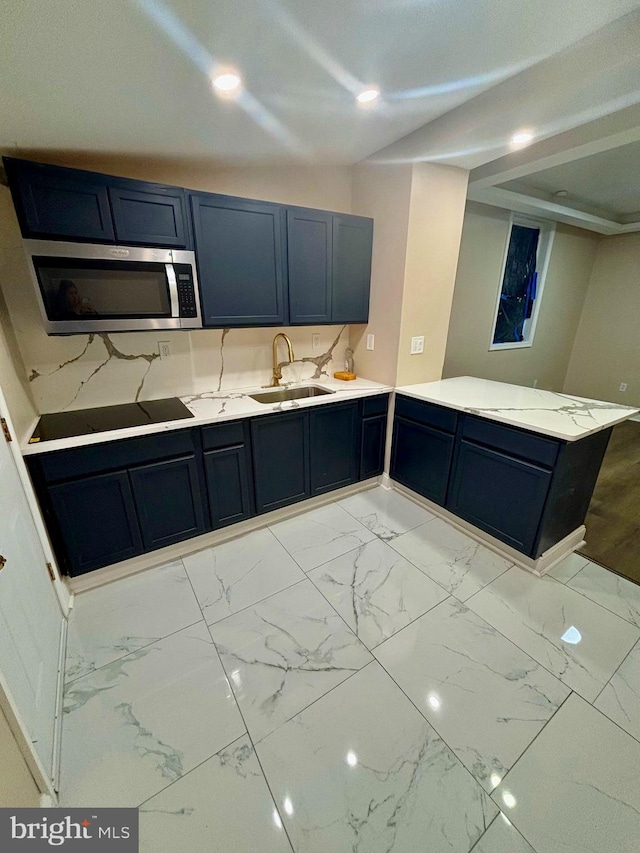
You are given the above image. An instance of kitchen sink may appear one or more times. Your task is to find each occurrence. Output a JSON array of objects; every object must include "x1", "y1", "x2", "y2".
[{"x1": 248, "y1": 385, "x2": 335, "y2": 404}]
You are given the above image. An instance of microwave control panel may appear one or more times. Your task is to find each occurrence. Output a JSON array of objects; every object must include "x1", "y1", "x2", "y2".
[{"x1": 174, "y1": 264, "x2": 198, "y2": 318}]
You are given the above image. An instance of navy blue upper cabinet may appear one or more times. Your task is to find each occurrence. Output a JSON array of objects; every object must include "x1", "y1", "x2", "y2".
[
  {"x1": 108, "y1": 182, "x2": 189, "y2": 248},
  {"x1": 287, "y1": 209, "x2": 373, "y2": 325},
  {"x1": 3, "y1": 157, "x2": 193, "y2": 248},
  {"x1": 191, "y1": 193, "x2": 287, "y2": 327},
  {"x1": 332, "y1": 214, "x2": 373, "y2": 324},
  {"x1": 4, "y1": 157, "x2": 115, "y2": 243},
  {"x1": 287, "y1": 208, "x2": 332, "y2": 324}
]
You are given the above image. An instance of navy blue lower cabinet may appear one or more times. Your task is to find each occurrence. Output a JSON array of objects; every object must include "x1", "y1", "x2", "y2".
[
  {"x1": 204, "y1": 445, "x2": 253, "y2": 528},
  {"x1": 390, "y1": 417, "x2": 454, "y2": 505},
  {"x1": 310, "y1": 401, "x2": 360, "y2": 495},
  {"x1": 448, "y1": 441, "x2": 552, "y2": 555},
  {"x1": 251, "y1": 411, "x2": 310, "y2": 513},
  {"x1": 48, "y1": 471, "x2": 142, "y2": 576},
  {"x1": 360, "y1": 414, "x2": 387, "y2": 480},
  {"x1": 129, "y1": 455, "x2": 206, "y2": 551}
]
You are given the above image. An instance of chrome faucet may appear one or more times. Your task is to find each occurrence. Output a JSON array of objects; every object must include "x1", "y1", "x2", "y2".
[{"x1": 271, "y1": 333, "x2": 295, "y2": 387}]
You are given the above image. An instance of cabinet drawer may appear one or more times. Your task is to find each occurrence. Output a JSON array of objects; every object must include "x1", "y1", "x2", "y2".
[
  {"x1": 394, "y1": 395, "x2": 457, "y2": 433},
  {"x1": 39, "y1": 429, "x2": 196, "y2": 483},
  {"x1": 462, "y1": 416, "x2": 559, "y2": 468},
  {"x1": 201, "y1": 421, "x2": 245, "y2": 451},
  {"x1": 362, "y1": 394, "x2": 389, "y2": 417}
]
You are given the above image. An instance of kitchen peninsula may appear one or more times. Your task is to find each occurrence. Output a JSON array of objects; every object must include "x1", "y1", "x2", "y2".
[{"x1": 391, "y1": 376, "x2": 639, "y2": 576}]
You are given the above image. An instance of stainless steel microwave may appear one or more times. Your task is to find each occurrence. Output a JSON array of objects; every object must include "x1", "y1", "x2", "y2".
[{"x1": 25, "y1": 240, "x2": 203, "y2": 334}]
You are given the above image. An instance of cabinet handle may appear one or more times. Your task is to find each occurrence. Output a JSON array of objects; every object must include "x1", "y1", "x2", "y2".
[{"x1": 0, "y1": 555, "x2": 6, "y2": 571}]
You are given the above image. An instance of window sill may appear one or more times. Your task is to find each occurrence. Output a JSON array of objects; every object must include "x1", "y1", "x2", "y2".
[{"x1": 489, "y1": 341, "x2": 534, "y2": 351}]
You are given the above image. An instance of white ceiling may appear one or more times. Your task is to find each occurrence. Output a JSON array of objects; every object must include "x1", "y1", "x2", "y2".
[
  {"x1": 1, "y1": 0, "x2": 639, "y2": 165},
  {"x1": 500, "y1": 141, "x2": 640, "y2": 221}
]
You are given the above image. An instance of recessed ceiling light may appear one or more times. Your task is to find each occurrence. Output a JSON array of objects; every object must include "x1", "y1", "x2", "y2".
[
  {"x1": 357, "y1": 88, "x2": 380, "y2": 103},
  {"x1": 511, "y1": 130, "x2": 534, "y2": 145},
  {"x1": 212, "y1": 72, "x2": 241, "y2": 93}
]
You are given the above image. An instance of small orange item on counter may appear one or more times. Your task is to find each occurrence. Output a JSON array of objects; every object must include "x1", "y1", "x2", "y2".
[{"x1": 333, "y1": 371, "x2": 357, "y2": 381}]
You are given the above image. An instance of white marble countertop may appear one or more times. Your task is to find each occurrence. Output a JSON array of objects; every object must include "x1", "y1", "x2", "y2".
[
  {"x1": 22, "y1": 377, "x2": 392, "y2": 456},
  {"x1": 396, "y1": 376, "x2": 639, "y2": 441}
]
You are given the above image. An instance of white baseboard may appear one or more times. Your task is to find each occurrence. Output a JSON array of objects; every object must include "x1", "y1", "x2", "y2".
[
  {"x1": 391, "y1": 480, "x2": 584, "y2": 577},
  {"x1": 70, "y1": 478, "x2": 382, "y2": 594}
]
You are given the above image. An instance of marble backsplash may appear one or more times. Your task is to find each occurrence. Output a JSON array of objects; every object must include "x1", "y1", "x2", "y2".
[{"x1": 25, "y1": 325, "x2": 349, "y2": 413}]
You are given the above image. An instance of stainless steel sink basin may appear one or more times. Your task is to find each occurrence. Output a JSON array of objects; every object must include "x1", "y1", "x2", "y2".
[{"x1": 249, "y1": 385, "x2": 335, "y2": 404}]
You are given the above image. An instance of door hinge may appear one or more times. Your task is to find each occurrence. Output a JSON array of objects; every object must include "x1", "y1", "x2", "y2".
[
  {"x1": 46, "y1": 562, "x2": 55, "y2": 582},
  {"x1": 1, "y1": 417, "x2": 12, "y2": 442}
]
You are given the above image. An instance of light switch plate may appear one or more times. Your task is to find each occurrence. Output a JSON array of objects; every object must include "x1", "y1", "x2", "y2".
[
  {"x1": 312, "y1": 333, "x2": 320, "y2": 349},
  {"x1": 410, "y1": 336, "x2": 424, "y2": 355},
  {"x1": 366, "y1": 334, "x2": 375, "y2": 351}
]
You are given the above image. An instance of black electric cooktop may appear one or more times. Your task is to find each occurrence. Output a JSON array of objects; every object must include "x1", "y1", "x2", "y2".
[{"x1": 29, "y1": 397, "x2": 194, "y2": 443}]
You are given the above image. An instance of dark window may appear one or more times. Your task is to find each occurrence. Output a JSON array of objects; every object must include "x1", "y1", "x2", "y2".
[{"x1": 493, "y1": 224, "x2": 540, "y2": 344}]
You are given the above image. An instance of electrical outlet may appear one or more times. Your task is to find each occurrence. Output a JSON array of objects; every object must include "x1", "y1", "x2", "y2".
[
  {"x1": 410, "y1": 336, "x2": 425, "y2": 355},
  {"x1": 619, "y1": 382, "x2": 628, "y2": 392},
  {"x1": 366, "y1": 334, "x2": 375, "y2": 351},
  {"x1": 158, "y1": 341, "x2": 171, "y2": 360},
  {"x1": 312, "y1": 333, "x2": 320, "y2": 349}
]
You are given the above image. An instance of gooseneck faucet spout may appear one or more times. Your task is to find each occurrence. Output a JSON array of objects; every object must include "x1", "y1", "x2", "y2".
[{"x1": 271, "y1": 333, "x2": 295, "y2": 387}]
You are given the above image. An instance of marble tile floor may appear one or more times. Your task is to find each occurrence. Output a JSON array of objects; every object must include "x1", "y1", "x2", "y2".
[{"x1": 61, "y1": 486, "x2": 640, "y2": 852}]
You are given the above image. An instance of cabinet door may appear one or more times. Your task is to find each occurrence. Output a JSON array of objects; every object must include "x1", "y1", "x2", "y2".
[
  {"x1": 331, "y1": 214, "x2": 373, "y2": 323},
  {"x1": 360, "y1": 415, "x2": 387, "y2": 480},
  {"x1": 310, "y1": 401, "x2": 360, "y2": 495},
  {"x1": 130, "y1": 455, "x2": 206, "y2": 551},
  {"x1": 191, "y1": 193, "x2": 286, "y2": 326},
  {"x1": 4, "y1": 158, "x2": 114, "y2": 242},
  {"x1": 287, "y1": 208, "x2": 332, "y2": 324},
  {"x1": 109, "y1": 184, "x2": 188, "y2": 248},
  {"x1": 49, "y1": 471, "x2": 142, "y2": 576},
  {"x1": 205, "y1": 445, "x2": 253, "y2": 529},
  {"x1": 448, "y1": 441, "x2": 552, "y2": 555},
  {"x1": 390, "y1": 417, "x2": 454, "y2": 505},
  {"x1": 251, "y1": 412, "x2": 309, "y2": 513}
]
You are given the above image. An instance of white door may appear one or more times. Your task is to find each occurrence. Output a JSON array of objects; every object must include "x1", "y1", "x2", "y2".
[{"x1": 0, "y1": 419, "x2": 64, "y2": 790}]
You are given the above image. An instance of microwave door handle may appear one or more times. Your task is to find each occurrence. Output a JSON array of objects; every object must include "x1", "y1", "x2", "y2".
[{"x1": 166, "y1": 264, "x2": 180, "y2": 318}]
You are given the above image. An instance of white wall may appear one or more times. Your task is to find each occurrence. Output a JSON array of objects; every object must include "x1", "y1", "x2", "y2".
[
  {"x1": 564, "y1": 232, "x2": 640, "y2": 406},
  {"x1": 443, "y1": 202, "x2": 600, "y2": 391}
]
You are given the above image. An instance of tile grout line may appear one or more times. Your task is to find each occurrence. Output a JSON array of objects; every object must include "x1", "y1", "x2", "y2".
[
  {"x1": 370, "y1": 643, "x2": 505, "y2": 812},
  {"x1": 136, "y1": 732, "x2": 250, "y2": 810},
  {"x1": 562, "y1": 577, "x2": 640, "y2": 631},
  {"x1": 63, "y1": 615, "x2": 207, "y2": 687},
  {"x1": 304, "y1": 548, "x2": 448, "y2": 653},
  {"x1": 200, "y1": 611, "x2": 297, "y2": 853},
  {"x1": 487, "y1": 689, "x2": 575, "y2": 808},
  {"x1": 460, "y1": 571, "x2": 639, "y2": 703}
]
